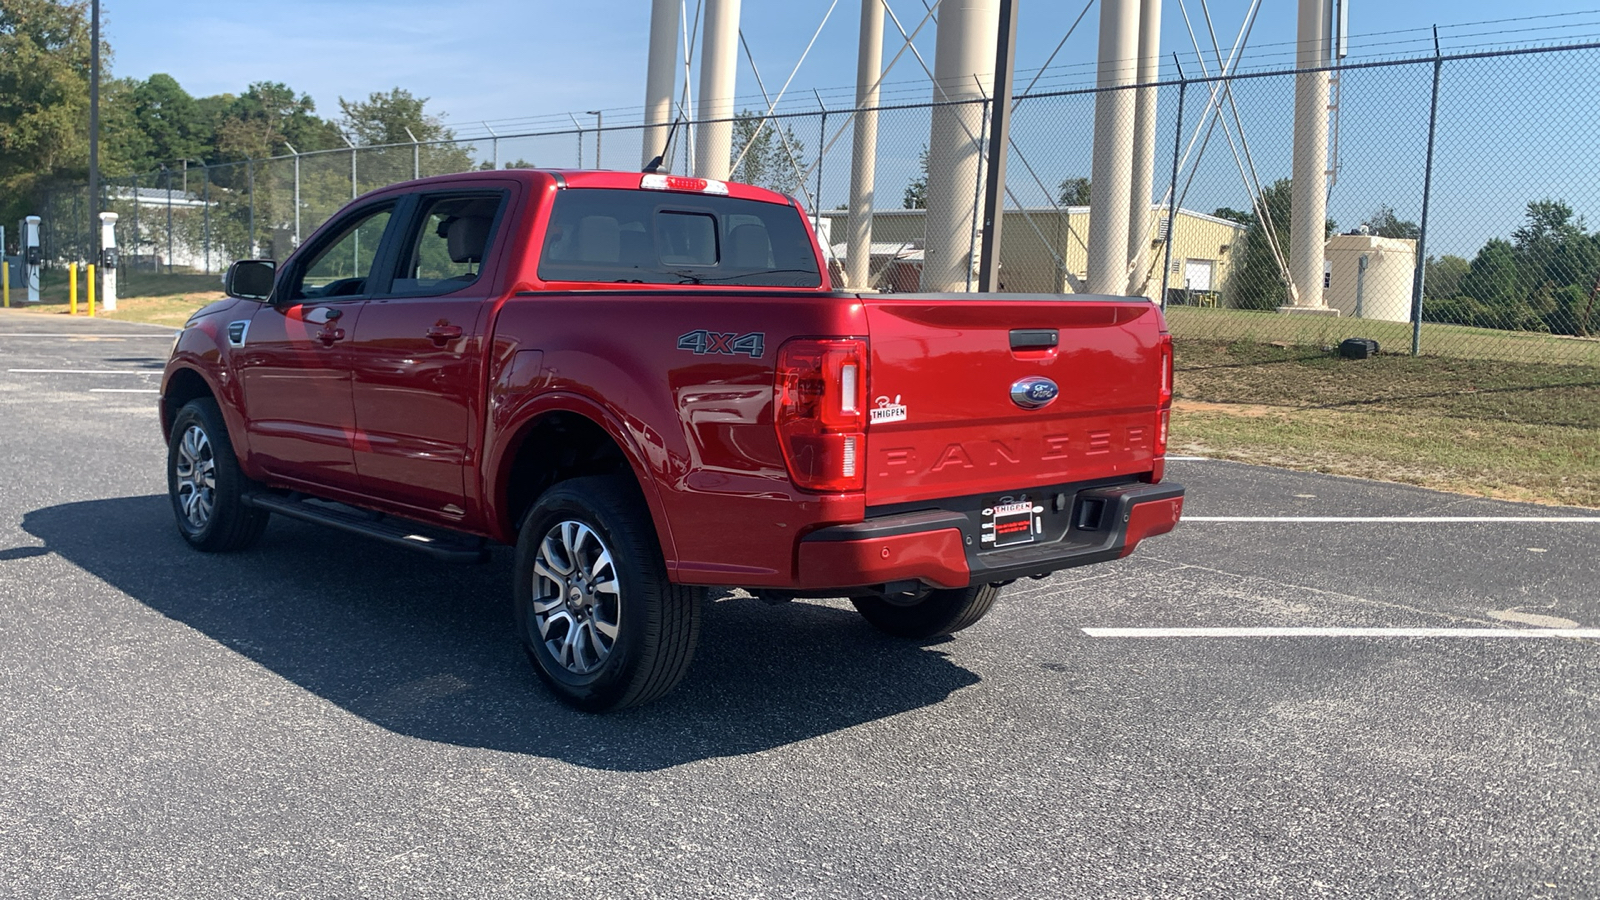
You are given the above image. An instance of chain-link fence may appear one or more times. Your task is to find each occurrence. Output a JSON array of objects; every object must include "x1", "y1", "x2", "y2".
[{"x1": 26, "y1": 40, "x2": 1600, "y2": 366}]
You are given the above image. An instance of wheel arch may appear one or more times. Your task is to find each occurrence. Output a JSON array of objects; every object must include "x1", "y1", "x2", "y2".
[
  {"x1": 488, "y1": 396, "x2": 678, "y2": 569},
  {"x1": 160, "y1": 366, "x2": 218, "y2": 440}
]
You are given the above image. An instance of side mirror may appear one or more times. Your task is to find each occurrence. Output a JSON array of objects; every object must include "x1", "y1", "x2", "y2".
[{"x1": 225, "y1": 259, "x2": 275, "y2": 301}]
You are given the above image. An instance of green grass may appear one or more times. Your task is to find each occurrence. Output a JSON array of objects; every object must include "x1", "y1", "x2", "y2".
[
  {"x1": 9, "y1": 268, "x2": 223, "y2": 326},
  {"x1": 1165, "y1": 306, "x2": 1600, "y2": 366},
  {"x1": 1171, "y1": 340, "x2": 1600, "y2": 508}
]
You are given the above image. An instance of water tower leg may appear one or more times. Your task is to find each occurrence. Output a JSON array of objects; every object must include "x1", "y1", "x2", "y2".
[
  {"x1": 846, "y1": 0, "x2": 885, "y2": 291},
  {"x1": 643, "y1": 0, "x2": 680, "y2": 169},
  {"x1": 1287, "y1": 0, "x2": 1333, "y2": 313},
  {"x1": 1127, "y1": 0, "x2": 1161, "y2": 297},
  {"x1": 919, "y1": 0, "x2": 1000, "y2": 292},
  {"x1": 694, "y1": 0, "x2": 741, "y2": 181},
  {"x1": 1087, "y1": 0, "x2": 1139, "y2": 296}
]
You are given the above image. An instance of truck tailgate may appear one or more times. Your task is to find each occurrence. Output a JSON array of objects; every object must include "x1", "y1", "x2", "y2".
[{"x1": 863, "y1": 297, "x2": 1166, "y2": 506}]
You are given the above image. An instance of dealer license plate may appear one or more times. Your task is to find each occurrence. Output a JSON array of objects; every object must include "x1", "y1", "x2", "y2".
[{"x1": 980, "y1": 496, "x2": 1044, "y2": 550}]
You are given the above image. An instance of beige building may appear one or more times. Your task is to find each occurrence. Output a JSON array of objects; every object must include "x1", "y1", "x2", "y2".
[
  {"x1": 1323, "y1": 234, "x2": 1417, "y2": 322},
  {"x1": 819, "y1": 205, "x2": 1245, "y2": 298}
]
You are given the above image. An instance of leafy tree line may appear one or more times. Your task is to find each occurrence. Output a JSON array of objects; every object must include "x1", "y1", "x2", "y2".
[{"x1": 2, "y1": 0, "x2": 475, "y2": 258}]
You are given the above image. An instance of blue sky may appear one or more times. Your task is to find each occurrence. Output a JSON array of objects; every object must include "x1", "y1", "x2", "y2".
[
  {"x1": 103, "y1": 1, "x2": 1600, "y2": 131},
  {"x1": 102, "y1": 1, "x2": 1600, "y2": 255}
]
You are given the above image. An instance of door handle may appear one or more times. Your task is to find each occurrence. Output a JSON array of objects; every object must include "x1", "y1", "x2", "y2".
[
  {"x1": 317, "y1": 327, "x2": 345, "y2": 346},
  {"x1": 426, "y1": 323, "x2": 464, "y2": 343}
]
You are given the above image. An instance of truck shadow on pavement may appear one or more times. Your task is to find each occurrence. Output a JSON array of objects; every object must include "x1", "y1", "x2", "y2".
[{"x1": 23, "y1": 495, "x2": 980, "y2": 771}]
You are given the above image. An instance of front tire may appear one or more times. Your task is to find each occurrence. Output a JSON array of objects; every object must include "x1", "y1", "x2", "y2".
[
  {"x1": 514, "y1": 476, "x2": 702, "y2": 712},
  {"x1": 851, "y1": 584, "x2": 1002, "y2": 639},
  {"x1": 167, "y1": 398, "x2": 269, "y2": 552}
]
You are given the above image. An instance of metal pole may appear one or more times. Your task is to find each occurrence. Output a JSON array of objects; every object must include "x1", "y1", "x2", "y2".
[
  {"x1": 202, "y1": 166, "x2": 210, "y2": 273},
  {"x1": 1410, "y1": 27, "x2": 1443, "y2": 356},
  {"x1": 131, "y1": 172, "x2": 140, "y2": 269},
  {"x1": 1159, "y1": 68, "x2": 1187, "y2": 309},
  {"x1": 814, "y1": 101, "x2": 827, "y2": 216},
  {"x1": 248, "y1": 159, "x2": 257, "y2": 258},
  {"x1": 586, "y1": 111, "x2": 604, "y2": 168},
  {"x1": 846, "y1": 0, "x2": 885, "y2": 291},
  {"x1": 1355, "y1": 254, "x2": 1368, "y2": 318},
  {"x1": 165, "y1": 166, "x2": 173, "y2": 274},
  {"x1": 293, "y1": 154, "x2": 301, "y2": 245},
  {"x1": 643, "y1": 0, "x2": 682, "y2": 168},
  {"x1": 89, "y1": 0, "x2": 101, "y2": 266},
  {"x1": 977, "y1": 0, "x2": 1020, "y2": 293},
  {"x1": 406, "y1": 127, "x2": 420, "y2": 179}
]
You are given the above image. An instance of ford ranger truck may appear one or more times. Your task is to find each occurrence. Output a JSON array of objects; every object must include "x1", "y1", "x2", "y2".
[{"x1": 161, "y1": 169, "x2": 1183, "y2": 711}]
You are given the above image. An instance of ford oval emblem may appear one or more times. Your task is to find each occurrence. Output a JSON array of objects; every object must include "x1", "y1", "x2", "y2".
[{"x1": 1010, "y1": 376, "x2": 1060, "y2": 409}]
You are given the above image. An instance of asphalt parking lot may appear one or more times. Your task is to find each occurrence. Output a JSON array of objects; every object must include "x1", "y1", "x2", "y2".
[{"x1": 2, "y1": 309, "x2": 1596, "y2": 899}]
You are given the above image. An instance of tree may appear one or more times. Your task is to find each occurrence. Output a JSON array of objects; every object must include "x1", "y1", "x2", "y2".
[
  {"x1": 1057, "y1": 176, "x2": 1090, "y2": 206},
  {"x1": 1422, "y1": 254, "x2": 1470, "y2": 301},
  {"x1": 1211, "y1": 179, "x2": 1338, "y2": 310},
  {"x1": 213, "y1": 81, "x2": 341, "y2": 160},
  {"x1": 1362, "y1": 204, "x2": 1419, "y2": 240},
  {"x1": 902, "y1": 145, "x2": 929, "y2": 209},
  {"x1": 0, "y1": 0, "x2": 93, "y2": 228},
  {"x1": 728, "y1": 110, "x2": 807, "y2": 195}
]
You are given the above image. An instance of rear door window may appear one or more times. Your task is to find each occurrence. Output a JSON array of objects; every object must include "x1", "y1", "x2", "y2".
[{"x1": 538, "y1": 188, "x2": 821, "y2": 287}]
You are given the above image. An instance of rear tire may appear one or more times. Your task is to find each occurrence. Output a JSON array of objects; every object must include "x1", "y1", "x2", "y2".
[
  {"x1": 167, "y1": 398, "x2": 269, "y2": 552},
  {"x1": 514, "y1": 476, "x2": 702, "y2": 712},
  {"x1": 851, "y1": 583, "x2": 1002, "y2": 639}
]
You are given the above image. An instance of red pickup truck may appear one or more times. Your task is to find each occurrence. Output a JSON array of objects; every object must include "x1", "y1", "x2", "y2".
[{"x1": 161, "y1": 169, "x2": 1182, "y2": 711}]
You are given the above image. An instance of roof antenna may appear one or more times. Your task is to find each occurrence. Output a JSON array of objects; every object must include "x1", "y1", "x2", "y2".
[{"x1": 643, "y1": 117, "x2": 683, "y2": 173}]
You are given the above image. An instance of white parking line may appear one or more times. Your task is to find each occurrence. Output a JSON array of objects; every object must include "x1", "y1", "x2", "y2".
[
  {"x1": 1083, "y1": 626, "x2": 1600, "y2": 639},
  {"x1": 1184, "y1": 516, "x2": 1600, "y2": 523},
  {"x1": 90, "y1": 388, "x2": 160, "y2": 394},
  {"x1": 1164, "y1": 456, "x2": 1210, "y2": 461},
  {"x1": 8, "y1": 369, "x2": 158, "y2": 375},
  {"x1": 0, "y1": 333, "x2": 174, "y2": 338}
]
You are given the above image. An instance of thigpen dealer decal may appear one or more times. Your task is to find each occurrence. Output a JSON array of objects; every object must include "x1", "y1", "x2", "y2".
[{"x1": 871, "y1": 395, "x2": 908, "y2": 424}]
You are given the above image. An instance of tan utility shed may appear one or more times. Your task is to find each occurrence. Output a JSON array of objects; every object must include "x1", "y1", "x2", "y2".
[
  {"x1": 1323, "y1": 234, "x2": 1417, "y2": 322},
  {"x1": 821, "y1": 206, "x2": 1244, "y2": 296}
]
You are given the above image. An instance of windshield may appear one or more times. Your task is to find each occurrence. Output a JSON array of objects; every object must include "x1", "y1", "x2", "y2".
[{"x1": 538, "y1": 188, "x2": 823, "y2": 288}]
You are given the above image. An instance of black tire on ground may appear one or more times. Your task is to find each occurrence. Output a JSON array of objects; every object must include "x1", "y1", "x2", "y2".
[
  {"x1": 167, "y1": 397, "x2": 270, "y2": 552},
  {"x1": 851, "y1": 583, "x2": 1003, "y2": 639},
  {"x1": 513, "y1": 475, "x2": 702, "y2": 712}
]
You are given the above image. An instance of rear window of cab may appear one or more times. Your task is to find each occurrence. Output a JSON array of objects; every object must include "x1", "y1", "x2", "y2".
[{"x1": 538, "y1": 188, "x2": 823, "y2": 288}]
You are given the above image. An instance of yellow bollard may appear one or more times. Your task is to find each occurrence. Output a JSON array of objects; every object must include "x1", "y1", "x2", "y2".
[
  {"x1": 69, "y1": 262, "x2": 78, "y2": 315},
  {"x1": 87, "y1": 264, "x2": 96, "y2": 318},
  {"x1": 2, "y1": 261, "x2": 9, "y2": 308}
]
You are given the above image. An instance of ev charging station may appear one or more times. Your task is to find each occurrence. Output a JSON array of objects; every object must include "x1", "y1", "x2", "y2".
[
  {"x1": 99, "y1": 211, "x2": 118, "y2": 312},
  {"x1": 24, "y1": 215, "x2": 42, "y2": 304}
]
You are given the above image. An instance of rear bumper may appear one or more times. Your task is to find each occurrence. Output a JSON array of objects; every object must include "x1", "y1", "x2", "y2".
[{"x1": 795, "y1": 481, "x2": 1184, "y2": 591}]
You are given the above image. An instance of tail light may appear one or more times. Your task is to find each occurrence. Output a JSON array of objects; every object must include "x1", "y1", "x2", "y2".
[
  {"x1": 1155, "y1": 333, "x2": 1174, "y2": 461},
  {"x1": 774, "y1": 338, "x2": 868, "y2": 493}
]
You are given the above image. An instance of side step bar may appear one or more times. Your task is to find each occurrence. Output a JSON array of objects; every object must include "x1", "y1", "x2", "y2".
[{"x1": 242, "y1": 493, "x2": 491, "y2": 564}]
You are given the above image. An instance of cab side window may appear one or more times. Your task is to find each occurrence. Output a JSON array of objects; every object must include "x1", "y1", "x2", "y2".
[
  {"x1": 390, "y1": 194, "x2": 506, "y2": 296},
  {"x1": 290, "y1": 205, "x2": 395, "y2": 300}
]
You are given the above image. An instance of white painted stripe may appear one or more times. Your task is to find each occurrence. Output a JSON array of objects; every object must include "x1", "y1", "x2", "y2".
[
  {"x1": 0, "y1": 333, "x2": 173, "y2": 338},
  {"x1": 8, "y1": 368, "x2": 158, "y2": 375},
  {"x1": 1084, "y1": 626, "x2": 1600, "y2": 639},
  {"x1": 1184, "y1": 516, "x2": 1600, "y2": 523},
  {"x1": 90, "y1": 388, "x2": 160, "y2": 394},
  {"x1": 1164, "y1": 456, "x2": 1210, "y2": 461}
]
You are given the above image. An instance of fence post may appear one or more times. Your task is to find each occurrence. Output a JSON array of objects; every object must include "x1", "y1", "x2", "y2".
[
  {"x1": 1410, "y1": 27, "x2": 1443, "y2": 357},
  {"x1": 1160, "y1": 68, "x2": 1188, "y2": 310},
  {"x1": 294, "y1": 151, "x2": 302, "y2": 246}
]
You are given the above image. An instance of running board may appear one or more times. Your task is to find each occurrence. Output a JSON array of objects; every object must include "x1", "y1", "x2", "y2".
[{"x1": 242, "y1": 493, "x2": 491, "y2": 564}]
